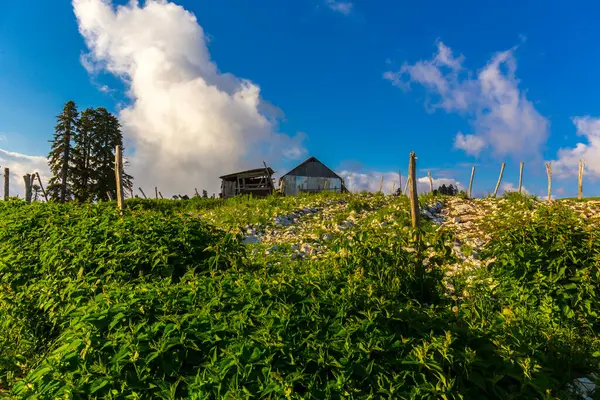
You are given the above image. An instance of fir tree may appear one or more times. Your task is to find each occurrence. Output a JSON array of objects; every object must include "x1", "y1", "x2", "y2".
[
  {"x1": 71, "y1": 108, "x2": 96, "y2": 202},
  {"x1": 47, "y1": 101, "x2": 78, "y2": 202},
  {"x1": 90, "y1": 108, "x2": 133, "y2": 201}
]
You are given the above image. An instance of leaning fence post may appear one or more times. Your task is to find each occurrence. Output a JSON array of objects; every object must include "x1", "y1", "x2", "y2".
[
  {"x1": 468, "y1": 166, "x2": 475, "y2": 199},
  {"x1": 379, "y1": 176, "x2": 384, "y2": 193},
  {"x1": 35, "y1": 172, "x2": 48, "y2": 201},
  {"x1": 23, "y1": 174, "x2": 32, "y2": 203},
  {"x1": 115, "y1": 145, "x2": 124, "y2": 211},
  {"x1": 578, "y1": 159, "x2": 584, "y2": 200},
  {"x1": 159, "y1": 191, "x2": 164, "y2": 199},
  {"x1": 493, "y1": 162, "x2": 506, "y2": 198},
  {"x1": 518, "y1": 162, "x2": 524, "y2": 194},
  {"x1": 545, "y1": 162, "x2": 552, "y2": 201},
  {"x1": 4, "y1": 167, "x2": 9, "y2": 200},
  {"x1": 138, "y1": 187, "x2": 147, "y2": 199}
]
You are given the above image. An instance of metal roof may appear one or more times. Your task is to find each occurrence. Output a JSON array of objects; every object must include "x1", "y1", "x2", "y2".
[
  {"x1": 219, "y1": 167, "x2": 274, "y2": 181},
  {"x1": 280, "y1": 156, "x2": 342, "y2": 180}
]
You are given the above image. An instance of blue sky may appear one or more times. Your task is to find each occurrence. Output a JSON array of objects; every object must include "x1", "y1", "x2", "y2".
[{"x1": 1, "y1": 0, "x2": 599, "y2": 197}]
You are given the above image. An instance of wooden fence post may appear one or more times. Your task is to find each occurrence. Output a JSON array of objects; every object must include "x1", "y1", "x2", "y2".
[
  {"x1": 578, "y1": 159, "x2": 584, "y2": 200},
  {"x1": 155, "y1": 186, "x2": 159, "y2": 199},
  {"x1": 493, "y1": 162, "x2": 506, "y2": 198},
  {"x1": 545, "y1": 162, "x2": 552, "y2": 201},
  {"x1": 408, "y1": 152, "x2": 420, "y2": 230},
  {"x1": 106, "y1": 191, "x2": 113, "y2": 201},
  {"x1": 35, "y1": 172, "x2": 48, "y2": 201},
  {"x1": 379, "y1": 176, "x2": 384, "y2": 193},
  {"x1": 159, "y1": 191, "x2": 164, "y2": 199},
  {"x1": 518, "y1": 162, "x2": 524, "y2": 194},
  {"x1": 391, "y1": 182, "x2": 395, "y2": 194},
  {"x1": 427, "y1": 171, "x2": 433, "y2": 193},
  {"x1": 23, "y1": 174, "x2": 32, "y2": 203},
  {"x1": 468, "y1": 166, "x2": 475, "y2": 199},
  {"x1": 398, "y1": 170, "x2": 402, "y2": 195},
  {"x1": 115, "y1": 145, "x2": 124, "y2": 211},
  {"x1": 4, "y1": 167, "x2": 9, "y2": 200},
  {"x1": 138, "y1": 187, "x2": 147, "y2": 199},
  {"x1": 403, "y1": 176, "x2": 409, "y2": 195},
  {"x1": 195, "y1": 188, "x2": 200, "y2": 197}
]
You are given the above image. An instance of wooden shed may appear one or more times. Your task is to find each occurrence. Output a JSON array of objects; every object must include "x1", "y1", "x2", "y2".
[
  {"x1": 279, "y1": 156, "x2": 348, "y2": 196},
  {"x1": 220, "y1": 167, "x2": 275, "y2": 199}
]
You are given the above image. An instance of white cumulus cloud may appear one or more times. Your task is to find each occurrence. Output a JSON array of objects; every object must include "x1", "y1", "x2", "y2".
[
  {"x1": 73, "y1": 0, "x2": 306, "y2": 196},
  {"x1": 550, "y1": 116, "x2": 600, "y2": 178},
  {"x1": 384, "y1": 41, "x2": 548, "y2": 159}
]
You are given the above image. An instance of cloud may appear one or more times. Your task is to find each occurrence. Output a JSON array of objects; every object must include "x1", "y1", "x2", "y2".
[
  {"x1": 325, "y1": 0, "x2": 353, "y2": 15},
  {"x1": 384, "y1": 41, "x2": 548, "y2": 159},
  {"x1": 73, "y1": 0, "x2": 306, "y2": 196},
  {"x1": 454, "y1": 132, "x2": 486, "y2": 156},
  {"x1": 339, "y1": 170, "x2": 463, "y2": 194},
  {"x1": 551, "y1": 116, "x2": 600, "y2": 178},
  {"x1": 500, "y1": 182, "x2": 529, "y2": 195},
  {"x1": 0, "y1": 149, "x2": 51, "y2": 199}
]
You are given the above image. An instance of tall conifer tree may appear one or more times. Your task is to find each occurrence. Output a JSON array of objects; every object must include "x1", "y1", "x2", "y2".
[
  {"x1": 47, "y1": 101, "x2": 78, "y2": 202},
  {"x1": 71, "y1": 108, "x2": 96, "y2": 202}
]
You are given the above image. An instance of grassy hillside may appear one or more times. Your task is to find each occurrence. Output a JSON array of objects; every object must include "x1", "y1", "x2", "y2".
[{"x1": 0, "y1": 193, "x2": 598, "y2": 399}]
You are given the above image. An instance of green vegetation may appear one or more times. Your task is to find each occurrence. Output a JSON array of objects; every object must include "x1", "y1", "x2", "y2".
[{"x1": 0, "y1": 192, "x2": 598, "y2": 399}]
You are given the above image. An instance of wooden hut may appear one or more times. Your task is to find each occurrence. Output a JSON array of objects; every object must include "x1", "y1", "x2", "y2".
[
  {"x1": 279, "y1": 156, "x2": 347, "y2": 196},
  {"x1": 219, "y1": 167, "x2": 275, "y2": 199}
]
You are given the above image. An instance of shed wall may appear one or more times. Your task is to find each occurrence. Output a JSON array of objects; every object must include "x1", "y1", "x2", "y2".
[{"x1": 281, "y1": 176, "x2": 342, "y2": 196}]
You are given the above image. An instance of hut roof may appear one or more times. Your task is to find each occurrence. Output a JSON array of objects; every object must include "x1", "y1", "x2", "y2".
[
  {"x1": 281, "y1": 156, "x2": 342, "y2": 180},
  {"x1": 219, "y1": 167, "x2": 274, "y2": 181}
]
